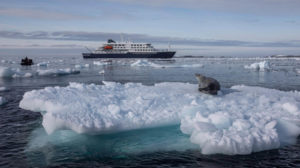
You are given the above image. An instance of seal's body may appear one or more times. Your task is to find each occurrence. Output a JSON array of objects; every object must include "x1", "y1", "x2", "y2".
[{"x1": 195, "y1": 74, "x2": 220, "y2": 95}]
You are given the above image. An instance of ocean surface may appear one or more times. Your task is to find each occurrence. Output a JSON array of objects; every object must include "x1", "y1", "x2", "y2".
[{"x1": 0, "y1": 54, "x2": 300, "y2": 167}]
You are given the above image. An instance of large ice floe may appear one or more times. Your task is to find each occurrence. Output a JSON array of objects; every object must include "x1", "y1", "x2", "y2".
[
  {"x1": 19, "y1": 82, "x2": 300, "y2": 155},
  {"x1": 244, "y1": 61, "x2": 270, "y2": 71}
]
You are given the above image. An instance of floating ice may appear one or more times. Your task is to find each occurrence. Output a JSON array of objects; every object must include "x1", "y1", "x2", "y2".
[
  {"x1": 23, "y1": 73, "x2": 33, "y2": 78},
  {"x1": 37, "y1": 68, "x2": 80, "y2": 76},
  {"x1": 37, "y1": 62, "x2": 49, "y2": 67},
  {"x1": 99, "y1": 70, "x2": 105, "y2": 74},
  {"x1": 0, "y1": 96, "x2": 6, "y2": 105},
  {"x1": 131, "y1": 60, "x2": 163, "y2": 68},
  {"x1": 93, "y1": 61, "x2": 111, "y2": 66},
  {"x1": 131, "y1": 60, "x2": 203, "y2": 68},
  {"x1": 0, "y1": 66, "x2": 21, "y2": 78},
  {"x1": 296, "y1": 69, "x2": 300, "y2": 74},
  {"x1": 1, "y1": 60, "x2": 15, "y2": 64},
  {"x1": 244, "y1": 61, "x2": 270, "y2": 71},
  {"x1": 19, "y1": 82, "x2": 300, "y2": 155},
  {"x1": 75, "y1": 64, "x2": 89, "y2": 69},
  {"x1": 0, "y1": 87, "x2": 6, "y2": 91}
]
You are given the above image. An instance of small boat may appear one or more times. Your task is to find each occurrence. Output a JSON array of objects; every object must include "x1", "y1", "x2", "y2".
[{"x1": 21, "y1": 57, "x2": 33, "y2": 66}]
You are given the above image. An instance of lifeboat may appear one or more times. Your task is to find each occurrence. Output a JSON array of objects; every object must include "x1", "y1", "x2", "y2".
[{"x1": 104, "y1": 45, "x2": 113, "y2": 50}]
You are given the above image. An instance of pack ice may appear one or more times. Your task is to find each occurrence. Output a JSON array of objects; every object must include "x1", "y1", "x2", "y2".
[{"x1": 19, "y1": 82, "x2": 300, "y2": 155}]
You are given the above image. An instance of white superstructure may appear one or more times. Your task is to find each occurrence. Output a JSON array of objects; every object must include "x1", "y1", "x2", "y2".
[{"x1": 93, "y1": 39, "x2": 168, "y2": 54}]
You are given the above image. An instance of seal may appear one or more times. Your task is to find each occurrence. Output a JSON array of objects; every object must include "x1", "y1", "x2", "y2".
[{"x1": 195, "y1": 73, "x2": 220, "y2": 95}]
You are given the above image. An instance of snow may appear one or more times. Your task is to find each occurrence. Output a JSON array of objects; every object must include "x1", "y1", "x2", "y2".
[
  {"x1": 244, "y1": 61, "x2": 270, "y2": 71},
  {"x1": 19, "y1": 82, "x2": 300, "y2": 155},
  {"x1": 37, "y1": 68, "x2": 80, "y2": 76},
  {"x1": 0, "y1": 96, "x2": 6, "y2": 105}
]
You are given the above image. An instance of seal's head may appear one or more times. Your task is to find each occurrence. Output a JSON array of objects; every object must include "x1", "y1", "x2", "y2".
[{"x1": 195, "y1": 73, "x2": 220, "y2": 95}]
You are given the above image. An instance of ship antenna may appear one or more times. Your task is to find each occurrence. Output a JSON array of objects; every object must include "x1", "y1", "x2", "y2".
[{"x1": 168, "y1": 42, "x2": 171, "y2": 51}]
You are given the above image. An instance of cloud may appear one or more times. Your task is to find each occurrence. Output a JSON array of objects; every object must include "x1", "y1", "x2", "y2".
[
  {"x1": 0, "y1": 7, "x2": 91, "y2": 20},
  {"x1": 107, "y1": 0, "x2": 300, "y2": 16},
  {"x1": 0, "y1": 30, "x2": 300, "y2": 48}
]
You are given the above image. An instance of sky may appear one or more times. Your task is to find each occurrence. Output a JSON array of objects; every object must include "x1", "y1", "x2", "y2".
[{"x1": 1, "y1": 0, "x2": 300, "y2": 56}]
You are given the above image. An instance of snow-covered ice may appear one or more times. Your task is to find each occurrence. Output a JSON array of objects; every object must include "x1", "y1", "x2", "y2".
[
  {"x1": 244, "y1": 61, "x2": 270, "y2": 71},
  {"x1": 19, "y1": 82, "x2": 300, "y2": 155},
  {"x1": 37, "y1": 68, "x2": 80, "y2": 76}
]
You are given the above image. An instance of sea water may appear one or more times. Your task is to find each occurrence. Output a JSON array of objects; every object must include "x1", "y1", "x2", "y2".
[{"x1": 0, "y1": 54, "x2": 300, "y2": 167}]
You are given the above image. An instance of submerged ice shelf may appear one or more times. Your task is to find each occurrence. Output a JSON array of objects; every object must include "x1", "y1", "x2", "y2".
[{"x1": 19, "y1": 82, "x2": 300, "y2": 155}]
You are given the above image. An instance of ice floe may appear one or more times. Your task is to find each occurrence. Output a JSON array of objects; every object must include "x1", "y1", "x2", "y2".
[
  {"x1": 0, "y1": 87, "x2": 6, "y2": 91},
  {"x1": 0, "y1": 66, "x2": 22, "y2": 78},
  {"x1": 75, "y1": 64, "x2": 90, "y2": 69},
  {"x1": 37, "y1": 68, "x2": 80, "y2": 76},
  {"x1": 99, "y1": 70, "x2": 105, "y2": 74},
  {"x1": 36, "y1": 62, "x2": 49, "y2": 67},
  {"x1": 130, "y1": 60, "x2": 163, "y2": 68},
  {"x1": 244, "y1": 61, "x2": 270, "y2": 71},
  {"x1": 0, "y1": 66, "x2": 80, "y2": 78},
  {"x1": 131, "y1": 60, "x2": 203, "y2": 68},
  {"x1": 93, "y1": 61, "x2": 112, "y2": 66},
  {"x1": 1, "y1": 60, "x2": 15, "y2": 64},
  {"x1": 19, "y1": 82, "x2": 300, "y2": 155}
]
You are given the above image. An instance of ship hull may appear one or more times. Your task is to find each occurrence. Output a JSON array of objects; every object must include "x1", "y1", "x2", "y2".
[{"x1": 82, "y1": 52, "x2": 175, "y2": 59}]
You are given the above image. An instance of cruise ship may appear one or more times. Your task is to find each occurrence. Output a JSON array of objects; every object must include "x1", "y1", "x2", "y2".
[{"x1": 82, "y1": 39, "x2": 176, "y2": 58}]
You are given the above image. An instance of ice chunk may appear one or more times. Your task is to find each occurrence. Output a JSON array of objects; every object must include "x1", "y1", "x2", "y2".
[
  {"x1": 244, "y1": 61, "x2": 270, "y2": 71},
  {"x1": 93, "y1": 61, "x2": 111, "y2": 66},
  {"x1": 0, "y1": 66, "x2": 21, "y2": 78},
  {"x1": 37, "y1": 68, "x2": 80, "y2": 76},
  {"x1": 0, "y1": 96, "x2": 6, "y2": 105},
  {"x1": 19, "y1": 82, "x2": 300, "y2": 155},
  {"x1": 131, "y1": 60, "x2": 203, "y2": 68},
  {"x1": 37, "y1": 62, "x2": 49, "y2": 67},
  {"x1": 99, "y1": 70, "x2": 105, "y2": 74},
  {"x1": 0, "y1": 87, "x2": 6, "y2": 91},
  {"x1": 75, "y1": 64, "x2": 89, "y2": 69},
  {"x1": 131, "y1": 60, "x2": 164, "y2": 68}
]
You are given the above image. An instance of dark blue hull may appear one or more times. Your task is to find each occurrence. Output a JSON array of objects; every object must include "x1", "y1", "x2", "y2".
[{"x1": 82, "y1": 52, "x2": 175, "y2": 58}]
